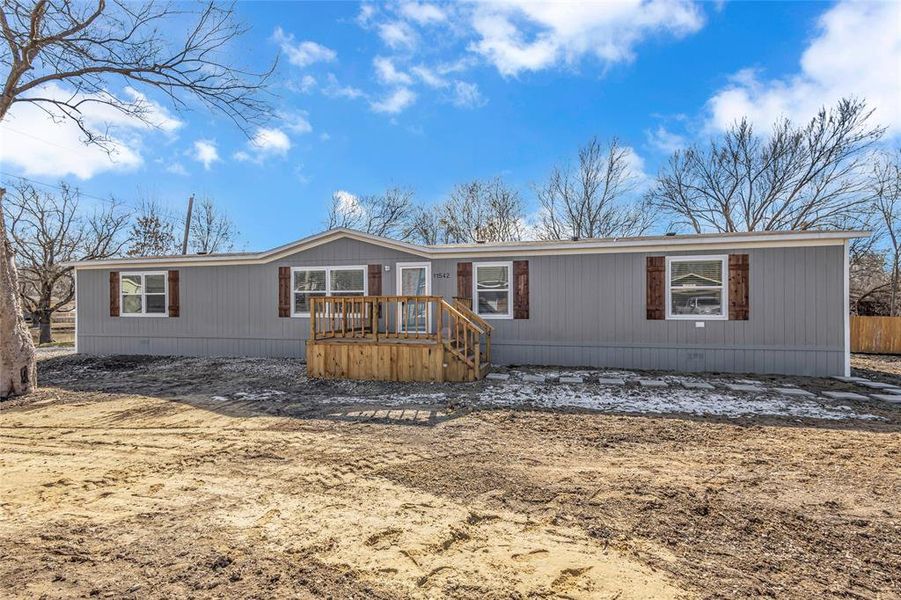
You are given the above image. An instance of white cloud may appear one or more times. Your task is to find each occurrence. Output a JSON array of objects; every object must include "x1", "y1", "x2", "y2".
[
  {"x1": 234, "y1": 127, "x2": 292, "y2": 163},
  {"x1": 623, "y1": 146, "x2": 652, "y2": 191},
  {"x1": 451, "y1": 81, "x2": 486, "y2": 108},
  {"x1": 319, "y1": 132, "x2": 331, "y2": 141},
  {"x1": 0, "y1": 82, "x2": 181, "y2": 179},
  {"x1": 192, "y1": 139, "x2": 220, "y2": 170},
  {"x1": 374, "y1": 56, "x2": 413, "y2": 85},
  {"x1": 166, "y1": 162, "x2": 189, "y2": 176},
  {"x1": 298, "y1": 75, "x2": 317, "y2": 93},
  {"x1": 646, "y1": 125, "x2": 687, "y2": 154},
  {"x1": 357, "y1": 3, "x2": 377, "y2": 26},
  {"x1": 400, "y1": 2, "x2": 447, "y2": 25},
  {"x1": 707, "y1": 1, "x2": 901, "y2": 136},
  {"x1": 378, "y1": 20, "x2": 418, "y2": 49},
  {"x1": 411, "y1": 65, "x2": 448, "y2": 88},
  {"x1": 468, "y1": 0, "x2": 704, "y2": 77},
  {"x1": 334, "y1": 189, "x2": 360, "y2": 213},
  {"x1": 323, "y1": 73, "x2": 366, "y2": 100},
  {"x1": 271, "y1": 27, "x2": 337, "y2": 67},
  {"x1": 371, "y1": 87, "x2": 417, "y2": 114},
  {"x1": 280, "y1": 110, "x2": 313, "y2": 134}
]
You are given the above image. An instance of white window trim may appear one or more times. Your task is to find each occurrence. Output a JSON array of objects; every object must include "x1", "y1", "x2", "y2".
[
  {"x1": 290, "y1": 265, "x2": 368, "y2": 317},
  {"x1": 473, "y1": 261, "x2": 514, "y2": 320},
  {"x1": 396, "y1": 262, "x2": 432, "y2": 332},
  {"x1": 665, "y1": 255, "x2": 729, "y2": 321},
  {"x1": 120, "y1": 271, "x2": 169, "y2": 318}
]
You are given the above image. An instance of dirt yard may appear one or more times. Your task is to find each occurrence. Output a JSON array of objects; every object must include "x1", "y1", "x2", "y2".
[{"x1": 1, "y1": 354, "x2": 899, "y2": 599}]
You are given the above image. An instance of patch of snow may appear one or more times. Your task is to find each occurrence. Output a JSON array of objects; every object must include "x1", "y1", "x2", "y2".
[
  {"x1": 234, "y1": 389, "x2": 288, "y2": 401},
  {"x1": 478, "y1": 384, "x2": 878, "y2": 420},
  {"x1": 319, "y1": 392, "x2": 448, "y2": 406}
]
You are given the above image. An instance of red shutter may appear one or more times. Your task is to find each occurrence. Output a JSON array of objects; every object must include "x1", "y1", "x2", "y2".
[
  {"x1": 368, "y1": 264, "x2": 382, "y2": 296},
  {"x1": 513, "y1": 260, "x2": 529, "y2": 319},
  {"x1": 729, "y1": 254, "x2": 750, "y2": 320},
  {"x1": 457, "y1": 262, "x2": 472, "y2": 300},
  {"x1": 646, "y1": 256, "x2": 665, "y2": 320},
  {"x1": 109, "y1": 271, "x2": 120, "y2": 317},
  {"x1": 167, "y1": 270, "x2": 180, "y2": 317},
  {"x1": 278, "y1": 266, "x2": 291, "y2": 317}
]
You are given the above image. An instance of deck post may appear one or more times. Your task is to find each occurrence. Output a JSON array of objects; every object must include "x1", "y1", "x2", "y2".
[
  {"x1": 310, "y1": 298, "x2": 317, "y2": 340},
  {"x1": 372, "y1": 298, "x2": 379, "y2": 342},
  {"x1": 436, "y1": 300, "x2": 443, "y2": 343}
]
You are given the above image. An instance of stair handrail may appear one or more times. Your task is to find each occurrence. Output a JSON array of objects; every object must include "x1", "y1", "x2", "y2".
[{"x1": 452, "y1": 298, "x2": 494, "y2": 334}]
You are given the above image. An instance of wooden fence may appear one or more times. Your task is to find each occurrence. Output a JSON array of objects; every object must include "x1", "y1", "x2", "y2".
[{"x1": 851, "y1": 316, "x2": 901, "y2": 354}]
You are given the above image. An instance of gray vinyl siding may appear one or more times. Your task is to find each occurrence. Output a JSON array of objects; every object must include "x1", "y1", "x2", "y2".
[
  {"x1": 76, "y1": 238, "x2": 424, "y2": 359},
  {"x1": 75, "y1": 238, "x2": 847, "y2": 376}
]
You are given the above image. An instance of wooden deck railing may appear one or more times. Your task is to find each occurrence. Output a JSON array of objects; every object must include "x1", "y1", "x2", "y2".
[{"x1": 309, "y1": 295, "x2": 491, "y2": 371}]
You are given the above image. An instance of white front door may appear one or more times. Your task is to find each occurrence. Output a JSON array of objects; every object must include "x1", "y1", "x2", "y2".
[{"x1": 396, "y1": 262, "x2": 431, "y2": 332}]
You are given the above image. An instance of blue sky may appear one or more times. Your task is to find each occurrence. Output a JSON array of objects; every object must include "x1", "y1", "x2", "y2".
[{"x1": 1, "y1": 1, "x2": 899, "y2": 250}]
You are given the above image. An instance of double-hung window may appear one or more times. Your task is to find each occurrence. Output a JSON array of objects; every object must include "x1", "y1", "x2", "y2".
[
  {"x1": 666, "y1": 256, "x2": 728, "y2": 320},
  {"x1": 121, "y1": 272, "x2": 168, "y2": 317},
  {"x1": 473, "y1": 262, "x2": 513, "y2": 319},
  {"x1": 291, "y1": 266, "x2": 367, "y2": 316}
]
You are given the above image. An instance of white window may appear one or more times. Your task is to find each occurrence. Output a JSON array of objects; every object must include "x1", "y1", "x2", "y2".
[
  {"x1": 291, "y1": 266, "x2": 367, "y2": 316},
  {"x1": 121, "y1": 272, "x2": 168, "y2": 317},
  {"x1": 473, "y1": 262, "x2": 513, "y2": 319},
  {"x1": 666, "y1": 256, "x2": 728, "y2": 320}
]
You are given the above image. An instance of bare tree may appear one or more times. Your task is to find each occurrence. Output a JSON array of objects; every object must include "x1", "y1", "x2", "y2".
[
  {"x1": 189, "y1": 197, "x2": 238, "y2": 254},
  {"x1": 0, "y1": 1, "x2": 273, "y2": 142},
  {"x1": 0, "y1": 0, "x2": 273, "y2": 397},
  {"x1": 413, "y1": 178, "x2": 525, "y2": 244},
  {"x1": 127, "y1": 197, "x2": 177, "y2": 257},
  {"x1": 1, "y1": 187, "x2": 36, "y2": 398},
  {"x1": 327, "y1": 187, "x2": 415, "y2": 240},
  {"x1": 870, "y1": 150, "x2": 901, "y2": 314},
  {"x1": 535, "y1": 137, "x2": 653, "y2": 241},
  {"x1": 647, "y1": 98, "x2": 884, "y2": 233},
  {"x1": 5, "y1": 180, "x2": 129, "y2": 344}
]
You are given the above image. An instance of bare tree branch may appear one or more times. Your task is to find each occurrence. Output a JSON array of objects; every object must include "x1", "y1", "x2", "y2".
[
  {"x1": 3, "y1": 179, "x2": 128, "y2": 343},
  {"x1": 327, "y1": 187, "x2": 416, "y2": 241},
  {"x1": 535, "y1": 137, "x2": 654, "y2": 240},
  {"x1": 647, "y1": 98, "x2": 885, "y2": 233},
  {"x1": 189, "y1": 196, "x2": 238, "y2": 254},
  {"x1": 1, "y1": 0, "x2": 275, "y2": 150}
]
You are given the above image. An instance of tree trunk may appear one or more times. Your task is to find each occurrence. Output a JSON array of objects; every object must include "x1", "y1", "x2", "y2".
[
  {"x1": 38, "y1": 312, "x2": 53, "y2": 345},
  {"x1": 891, "y1": 255, "x2": 899, "y2": 317},
  {"x1": 0, "y1": 188, "x2": 37, "y2": 399}
]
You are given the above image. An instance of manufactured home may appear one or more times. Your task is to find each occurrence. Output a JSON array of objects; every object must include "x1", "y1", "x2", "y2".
[{"x1": 68, "y1": 228, "x2": 864, "y2": 380}]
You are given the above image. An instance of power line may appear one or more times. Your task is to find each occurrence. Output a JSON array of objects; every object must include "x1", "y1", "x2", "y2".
[{"x1": 0, "y1": 171, "x2": 128, "y2": 207}]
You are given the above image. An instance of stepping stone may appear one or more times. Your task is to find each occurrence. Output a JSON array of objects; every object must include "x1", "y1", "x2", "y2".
[
  {"x1": 831, "y1": 376, "x2": 867, "y2": 383},
  {"x1": 522, "y1": 374, "x2": 546, "y2": 383},
  {"x1": 823, "y1": 391, "x2": 868, "y2": 401},
  {"x1": 597, "y1": 378, "x2": 625, "y2": 385},
  {"x1": 559, "y1": 376, "x2": 583, "y2": 384},
  {"x1": 858, "y1": 381, "x2": 897, "y2": 390},
  {"x1": 725, "y1": 384, "x2": 764, "y2": 392},
  {"x1": 638, "y1": 379, "x2": 667, "y2": 388},
  {"x1": 773, "y1": 387, "x2": 814, "y2": 397},
  {"x1": 486, "y1": 373, "x2": 510, "y2": 381},
  {"x1": 870, "y1": 394, "x2": 901, "y2": 404},
  {"x1": 682, "y1": 382, "x2": 714, "y2": 390}
]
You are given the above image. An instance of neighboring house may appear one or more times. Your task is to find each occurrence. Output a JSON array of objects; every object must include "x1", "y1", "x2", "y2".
[{"x1": 67, "y1": 227, "x2": 864, "y2": 377}]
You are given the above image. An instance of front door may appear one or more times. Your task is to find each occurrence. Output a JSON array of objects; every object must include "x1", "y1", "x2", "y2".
[{"x1": 396, "y1": 262, "x2": 431, "y2": 333}]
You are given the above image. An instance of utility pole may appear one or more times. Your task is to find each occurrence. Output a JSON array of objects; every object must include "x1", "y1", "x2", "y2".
[{"x1": 181, "y1": 194, "x2": 194, "y2": 255}]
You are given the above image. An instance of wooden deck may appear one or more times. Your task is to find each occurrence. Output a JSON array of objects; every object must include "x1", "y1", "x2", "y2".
[{"x1": 305, "y1": 296, "x2": 492, "y2": 382}]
